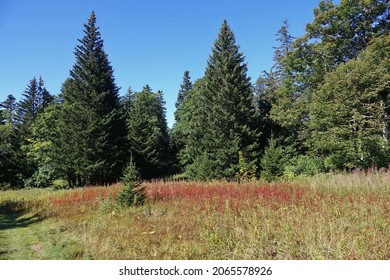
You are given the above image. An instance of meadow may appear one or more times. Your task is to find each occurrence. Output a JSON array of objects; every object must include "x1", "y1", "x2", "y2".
[{"x1": 0, "y1": 169, "x2": 389, "y2": 260}]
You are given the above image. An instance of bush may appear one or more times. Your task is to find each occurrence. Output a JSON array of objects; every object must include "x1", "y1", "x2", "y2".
[
  {"x1": 172, "y1": 173, "x2": 189, "y2": 181},
  {"x1": 285, "y1": 155, "x2": 324, "y2": 177},
  {"x1": 24, "y1": 164, "x2": 56, "y2": 188},
  {"x1": 116, "y1": 158, "x2": 146, "y2": 207},
  {"x1": 235, "y1": 151, "x2": 258, "y2": 182},
  {"x1": 0, "y1": 183, "x2": 12, "y2": 191},
  {"x1": 52, "y1": 179, "x2": 69, "y2": 190}
]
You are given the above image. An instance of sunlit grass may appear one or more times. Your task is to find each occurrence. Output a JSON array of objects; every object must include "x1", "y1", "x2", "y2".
[{"x1": 0, "y1": 173, "x2": 389, "y2": 259}]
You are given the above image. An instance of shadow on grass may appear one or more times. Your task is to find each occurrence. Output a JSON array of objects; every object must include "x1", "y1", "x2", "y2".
[{"x1": 0, "y1": 201, "x2": 44, "y2": 231}]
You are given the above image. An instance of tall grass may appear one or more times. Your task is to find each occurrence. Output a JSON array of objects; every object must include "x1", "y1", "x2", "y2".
[
  {"x1": 0, "y1": 173, "x2": 389, "y2": 259},
  {"x1": 300, "y1": 167, "x2": 390, "y2": 191}
]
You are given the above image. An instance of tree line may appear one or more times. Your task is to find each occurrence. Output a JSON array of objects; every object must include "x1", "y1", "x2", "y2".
[{"x1": 1, "y1": 0, "x2": 389, "y2": 188}]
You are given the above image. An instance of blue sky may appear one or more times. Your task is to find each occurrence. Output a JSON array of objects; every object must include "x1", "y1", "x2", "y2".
[{"x1": 0, "y1": 0, "x2": 325, "y2": 127}]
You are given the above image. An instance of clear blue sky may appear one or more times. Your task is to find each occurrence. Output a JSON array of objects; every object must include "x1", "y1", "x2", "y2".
[{"x1": 0, "y1": 0, "x2": 326, "y2": 127}]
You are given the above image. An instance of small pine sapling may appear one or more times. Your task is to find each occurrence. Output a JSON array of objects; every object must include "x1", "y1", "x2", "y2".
[{"x1": 116, "y1": 158, "x2": 146, "y2": 207}]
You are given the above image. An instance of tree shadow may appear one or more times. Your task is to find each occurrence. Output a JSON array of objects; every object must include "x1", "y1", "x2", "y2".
[{"x1": 0, "y1": 201, "x2": 44, "y2": 231}]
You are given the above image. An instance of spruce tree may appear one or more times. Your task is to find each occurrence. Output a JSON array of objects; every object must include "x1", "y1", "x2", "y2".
[
  {"x1": 15, "y1": 77, "x2": 53, "y2": 184},
  {"x1": 37, "y1": 76, "x2": 54, "y2": 112},
  {"x1": 116, "y1": 157, "x2": 146, "y2": 207},
  {"x1": 184, "y1": 20, "x2": 260, "y2": 180},
  {"x1": 272, "y1": 20, "x2": 294, "y2": 79},
  {"x1": 0, "y1": 95, "x2": 21, "y2": 188},
  {"x1": 60, "y1": 11, "x2": 126, "y2": 185},
  {"x1": 1, "y1": 95, "x2": 17, "y2": 125},
  {"x1": 175, "y1": 70, "x2": 193, "y2": 112},
  {"x1": 17, "y1": 77, "x2": 39, "y2": 133},
  {"x1": 255, "y1": 20, "x2": 296, "y2": 153},
  {"x1": 125, "y1": 85, "x2": 171, "y2": 179},
  {"x1": 257, "y1": 20, "x2": 301, "y2": 153},
  {"x1": 173, "y1": 78, "x2": 206, "y2": 176},
  {"x1": 255, "y1": 70, "x2": 279, "y2": 152},
  {"x1": 172, "y1": 70, "x2": 193, "y2": 172},
  {"x1": 17, "y1": 77, "x2": 53, "y2": 136},
  {"x1": 260, "y1": 136, "x2": 293, "y2": 182}
]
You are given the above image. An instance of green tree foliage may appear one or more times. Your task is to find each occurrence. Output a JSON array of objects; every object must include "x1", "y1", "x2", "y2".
[
  {"x1": 271, "y1": 0, "x2": 390, "y2": 153},
  {"x1": 17, "y1": 77, "x2": 53, "y2": 181},
  {"x1": 171, "y1": 70, "x2": 194, "y2": 172},
  {"x1": 272, "y1": 20, "x2": 295, "y2": 78},
  {"x1": 1, "y1": 95, "x2": 17, "y2": 125},
  {"x1": 0, "y1": 124, "x2": 19, "y2": 188},
  {"x1": 0, "y1": 95, "x2": 21, "y2": 188},
  {"x1": 182, "y1": 20, "x2": 260, "y2": 180},
  {"x1": 23, "y1": 104, "x2": 67, "y2": 187},
  {"x1": 310, "y1": 35, "x2": 390, "y2": 169},
  {"x1": 17, "y1": 77, "x2": 53, "y2": 138},
  {"x1": 37, "y1": 77, "x2": 54, "y2": 111},
  {"x1": 260, "y1": 136, "x2": 294, "y2": 182},
  {"x1": 17, "y1": 78, "x2": 39, "y2": 129},
  {"x1": 116, "y1": 157, "x2": 146, "y2": 207},
  {"x1": 4, "y1": 3, "x2": 390, "y2": 185},
  {"x1": 59, "y1": 11, "x2": 126, "y2": 186},
  {"x1": 287, "y1": 0, "x2": 389, "y2": 87},
  {"x1": 124, "y1": 85, "x2": 171, "y2": 179},
  {"x1": 255, "y1": 20, "x2": 294, "y2": 151},
  {"x1": 175, "y1": 70, "x2": 193, "y2": 112},
  {"x1": 173, "y1": 78, "x2": 206, "y2": 176}
]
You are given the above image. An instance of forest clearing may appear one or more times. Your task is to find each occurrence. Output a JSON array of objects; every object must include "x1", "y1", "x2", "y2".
[
  {"x1": 1, "y1": 0, "x2": 390, "y2": 265},
  {"x1": 1, "y1": 170, "x2": 389, "y2": 260}
]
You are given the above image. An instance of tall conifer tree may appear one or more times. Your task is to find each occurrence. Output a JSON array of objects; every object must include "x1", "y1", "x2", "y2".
[
  {"x1": 17, "y1": 77, "x2": 52, "y2": 134},
  {"x1": 17, "y1": 77, "x2": 39, "y2": 127},
  {"x1": 272, "y1": 20, "x2": 294, "y2": 79},
  {"x1": 256, "y1": 20, "x2": 295, "y2": 150},
  {"x1": 175, "y1": 70, "x2": 193, "y2": 112},
  {"x1": 184, "y1": 20, "x2": 259, "y2": 180},
  {"x1": 125, "y1": 85, "x2": 171, "y2": 179},
  {"x1": 60, "y1": 11, "x2": 125, "y2": 185},
  {"x1": 0, "y1": 95, "x2": 21, "y2": 187},
  {"x1": 172, "y1": 70, "x2": 193, "y2": 169},
  {"x1": 15, "y1": 77, "x2": 53, "y2": 182},
  {"x1": 1, "y1": 95, "x2": 17, "y2": 125}
]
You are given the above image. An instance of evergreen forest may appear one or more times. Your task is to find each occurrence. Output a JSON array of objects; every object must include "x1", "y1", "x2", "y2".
[{"x1": 1, "y1": 0, "x2": 390, "y2": 189}]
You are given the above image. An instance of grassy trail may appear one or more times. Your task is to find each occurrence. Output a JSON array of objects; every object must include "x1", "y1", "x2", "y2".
[
  {"x1": 0, "y1": 208, "x2": 78, "y2": 260},
  {"x1": 0, "y1": 211, "x2": 46, "y2": 259}
]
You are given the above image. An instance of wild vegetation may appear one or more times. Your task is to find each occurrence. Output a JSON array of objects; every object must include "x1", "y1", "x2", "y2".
[
  {"x1": 1, "y1": 170, "x2": 389, "y2": 259},
  {"x1": 0, "y1": 0, "x2": 389, "y2": 260},
  {"x1": 1, "y1": 0, "x2": 389, "y2": 188}
]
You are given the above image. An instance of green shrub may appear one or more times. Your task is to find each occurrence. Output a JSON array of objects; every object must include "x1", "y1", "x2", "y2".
[
  {"x1": 287, "y1": 155, "x2": 324, "y2": 177},
  {"x1": 283, "y1": 167, "x2": 296, "y2": 181},
  {"x1": 24, "y1": 164, "x2": 56, "y2": 188},
  {"x1": 235, "y1": 151, "x2": 258, "y2": 182},
  {"x1": 172, "y1": 173, "x2": 189, "y2": 181},
  {"x1": 52, "y1": 179, "x2": 69, "y2": 190},
  {"x1": 0, "y1": 183, "x2": 12, "y2": 191}
]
